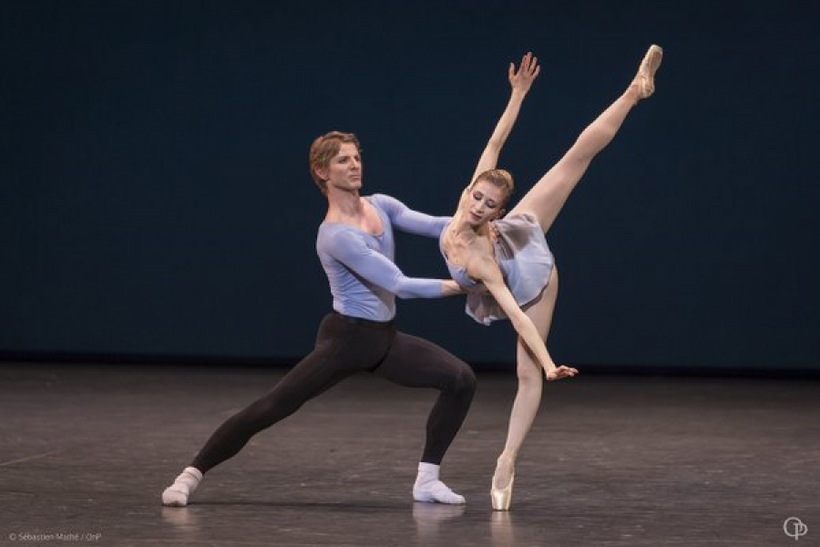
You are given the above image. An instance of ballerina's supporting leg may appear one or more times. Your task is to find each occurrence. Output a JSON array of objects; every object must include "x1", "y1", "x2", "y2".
[
  {"x1": 509, "y1": 45, "x2": 662, "y2": 234},
  {"x1": 492, "y1": 267, "x2": 559, "y2": 510}
]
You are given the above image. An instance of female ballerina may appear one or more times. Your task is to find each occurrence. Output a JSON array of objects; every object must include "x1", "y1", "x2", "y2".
[{"x1": 440, "y1": 45, "x2": 663, "y2": 510}]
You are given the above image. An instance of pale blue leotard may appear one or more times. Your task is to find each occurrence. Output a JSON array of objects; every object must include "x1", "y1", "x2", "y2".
[
  {"x1": 439, "y1": 212, "x2": 554, "y2": 325},
  {"x1": 317, "y1": 193, "x2": 450, "y2": 322}
]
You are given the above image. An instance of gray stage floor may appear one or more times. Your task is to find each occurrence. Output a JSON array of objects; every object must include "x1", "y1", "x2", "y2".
[{"x1": 0, "y1": 363, "x2": 818, "y2": 546}]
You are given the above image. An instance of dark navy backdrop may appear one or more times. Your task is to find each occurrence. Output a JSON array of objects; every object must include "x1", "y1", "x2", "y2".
[{"x1": 2, "y1": 1, "x2": 818, "y2": 371}]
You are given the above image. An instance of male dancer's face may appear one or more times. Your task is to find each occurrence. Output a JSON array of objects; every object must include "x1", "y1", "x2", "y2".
[{"x1": 323, "y1": 142, "x2": 363, "y2": 192}]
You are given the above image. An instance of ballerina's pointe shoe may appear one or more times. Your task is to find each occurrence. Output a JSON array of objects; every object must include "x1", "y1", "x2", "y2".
[
  {"x1": 491, "y1": 473, "x2": 515, "y2": 511},
  {"x1": 490, "y1": 459, "x2": 515, "y2": 511},
  {"x1": 636, "y1": 44, "x2": 664, "y2": 99}
]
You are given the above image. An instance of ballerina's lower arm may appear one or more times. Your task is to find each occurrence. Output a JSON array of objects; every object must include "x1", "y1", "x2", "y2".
[{"x1": 469, "y1": 255, "x2": 577, "y2": 381}]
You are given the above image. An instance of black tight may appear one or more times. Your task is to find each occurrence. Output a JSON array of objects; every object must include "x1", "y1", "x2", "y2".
[{"x1": 191, "y1": 312, "x2": 476, "y2": 473}]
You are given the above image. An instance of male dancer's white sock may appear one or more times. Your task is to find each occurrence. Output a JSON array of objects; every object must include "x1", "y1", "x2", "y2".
[
  {"x1": 161, "y1": 466, "x2": 202, "y2": 507},
  {"x1": 413, "y1": 462, "x2": 465, "y2": 505}
]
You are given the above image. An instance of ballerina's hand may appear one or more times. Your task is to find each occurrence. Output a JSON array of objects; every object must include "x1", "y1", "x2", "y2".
[
  {"x1": 509, "y1": 51, "x2": 541, "y2": 95},
  {"x1": 545, "y1": 365, "x2": 578, "y2": 382}
]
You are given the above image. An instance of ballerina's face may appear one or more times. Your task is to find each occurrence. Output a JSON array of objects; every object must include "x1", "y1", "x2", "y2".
[{"x1": 463, "y1": 181, "x2": 506, "y2": 228}]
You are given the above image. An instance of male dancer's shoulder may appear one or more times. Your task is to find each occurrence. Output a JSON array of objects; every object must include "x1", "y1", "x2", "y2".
[{"x1": 368, "y1": 193, "x2": 405, "y2": 217}]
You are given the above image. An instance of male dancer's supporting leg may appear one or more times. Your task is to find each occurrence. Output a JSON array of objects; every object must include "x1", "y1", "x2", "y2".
[{"x1": 374, "y1": 332, "x2": 476, "y2": 504}]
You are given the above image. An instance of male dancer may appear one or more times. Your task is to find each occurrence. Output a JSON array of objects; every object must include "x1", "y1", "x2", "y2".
[{"x1": 161, "y1": 131, "x2": 476, "y2": 506}]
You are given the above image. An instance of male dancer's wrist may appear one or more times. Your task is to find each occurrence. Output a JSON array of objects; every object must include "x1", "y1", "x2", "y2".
[{"x1": 441, "y1": 280, "x2": 463, "y2": 296}]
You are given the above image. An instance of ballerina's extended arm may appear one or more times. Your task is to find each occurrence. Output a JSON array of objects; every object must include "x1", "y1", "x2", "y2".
[
  {"x1": 466, "y1": 250, "x2": 577, "y2": 381},
  {"x1": 469, "y1": 51, "x2": 541, "y2": 183},
  {"x1": 454, "y1": 52, "x2": 540, "y2": 214}
]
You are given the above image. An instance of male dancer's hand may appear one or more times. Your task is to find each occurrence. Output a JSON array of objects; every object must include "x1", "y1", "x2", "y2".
[
  {"x1": 489, "y1": 223, "x2": 500, "y2": 243},
  {"x1": 463, "y1": 282, "x2": 490, "y2": 296}
]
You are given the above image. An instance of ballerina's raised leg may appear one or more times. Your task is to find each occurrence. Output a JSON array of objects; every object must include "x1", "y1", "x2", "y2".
[{"x1": 509, "y1": 44, "x2": 663, "y2": 233}]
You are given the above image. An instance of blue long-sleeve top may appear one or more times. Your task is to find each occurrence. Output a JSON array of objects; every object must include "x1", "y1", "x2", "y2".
[{"x1": 316, "y1": 193, "x2": 451, "y2": 321}]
